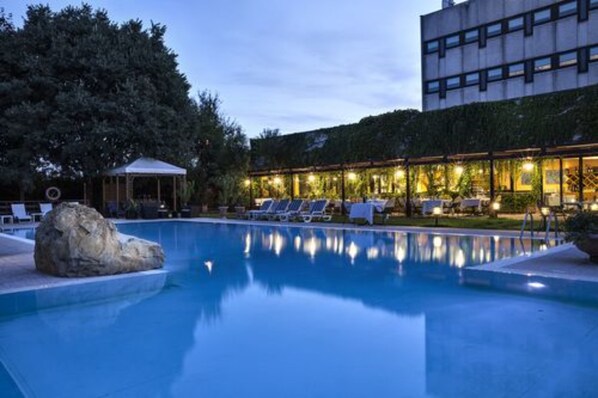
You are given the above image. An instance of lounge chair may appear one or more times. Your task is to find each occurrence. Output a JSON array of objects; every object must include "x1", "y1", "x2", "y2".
[
  {"x1": 301, "y1": 199, "x2": 332, "y2": 223},
  {"x1": 39, "y1": 203, "x2": 53, "y2": 216},
  {"x1": 11, "y1": 203, "x2": 32, "y2": 223},
  {"x1": 265, "y1": 199, "x2": 291, "y2": 220},
  {"x1": 247, "y1": 199, "x2": 274, "y2": 220},
  {"x1": 277, "y1": 199, "x2": 305, "y2": 221}
]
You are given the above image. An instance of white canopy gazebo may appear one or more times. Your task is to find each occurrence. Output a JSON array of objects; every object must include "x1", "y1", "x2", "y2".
[{"x1": 103, "y1": 157, "x2": 187, "y2": 211}]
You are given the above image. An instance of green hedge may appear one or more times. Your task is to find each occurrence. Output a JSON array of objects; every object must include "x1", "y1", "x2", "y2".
[{"x1": 251, "y1": 85, "x2": 598, "y2": 171}]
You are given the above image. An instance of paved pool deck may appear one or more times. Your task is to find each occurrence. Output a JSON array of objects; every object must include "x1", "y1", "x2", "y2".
[{"x1": 0, "y1": 218, "x2": 597, "y2": 303}]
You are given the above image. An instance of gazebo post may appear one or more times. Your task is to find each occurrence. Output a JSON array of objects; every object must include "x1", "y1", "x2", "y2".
[
  {"x1": 116, "y1": 176, "x2": 120, "y2": 205},
  {"x1": 341, "y1": 168, "x2": 346, "y2": 216},
  {"x1": 125, "y1": 174, "x2": 130, "y2": 202},
  {"x1": 173, "y1": 176, "x2": 177, "y2": 212},
  {"x1": 405, "y1": 161, "x2": 412, "y2": 217},
  {"x1": 157, "y1": 177, "x2": 161, "y2": 203}
]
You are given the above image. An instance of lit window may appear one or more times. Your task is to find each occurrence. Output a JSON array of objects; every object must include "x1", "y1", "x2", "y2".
[
  {"x1": 486, "y1": 23, "x2": 502, "y2": 37},
  {"x1": 508, "y1": 17, "x2": 524, "y2": 32},
  {"x1": 558, "y1": 1, "x2": 577, "y2": 17},
  {"x1": 445, "y1": 34, "x2": 460, "y2": 48},
  {"x1": 559, "y1": 51, "x2": 577, "y2": 67},
  {"x1": 508, "y1": 63, "x2": 525, "y2": 77},
  {"x1": 446, "y1": 76, "x2": 461, "y2": 90},
  {"x1": 534, "y1": 57, "x2": 552, "y2": 72},
  {"x1": 427, "y1": 81, "x2": 440, "y2": 93},
  {"x1": 533, "y1": 9, "x2": 551, "y2": 25},
  {"x1": 487, "y1": 67, "x2": 503, "y2": 82},
  {"x1": 464, "y1": 29, "x2": 479, "y2": 43},
  {"x1": 465, "y1": 72, "x2": 479, "y2": 86},
  {"x1": 590, "y1": 46, "x2": 598, "y2": 62},
  {"x1": 426, "y1": 40, "x2": 439, "y2": 54}
]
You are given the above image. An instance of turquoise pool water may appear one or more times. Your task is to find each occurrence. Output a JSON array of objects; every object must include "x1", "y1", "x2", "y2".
[{"x1": 0, "y1": 221, "x2": 597, "y2": 397}]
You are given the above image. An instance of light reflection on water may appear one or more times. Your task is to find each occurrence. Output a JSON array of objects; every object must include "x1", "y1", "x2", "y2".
[{"x1": 239, "y1": 226, "x2": 551, "y2": 269}]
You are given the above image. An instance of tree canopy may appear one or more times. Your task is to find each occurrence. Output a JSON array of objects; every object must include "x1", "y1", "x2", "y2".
[{"x1": 0, "y1": 4, "x2": 249, "y2": 201}]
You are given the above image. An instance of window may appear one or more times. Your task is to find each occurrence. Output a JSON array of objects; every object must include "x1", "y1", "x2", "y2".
[
  {"x1": 427, "y1": 81, "x2": 440, "y2": 93},
  {"x1": 508, "y1": 16, "x2": 524, "y2": 32},
  {"x1": 534, "y1": 57, "x2": 552, "y2": 72},
  {"x1": 464, "y1": 29, "x2": 479, "y2": 43},
  {"x1": 445, "y1": 34, "x2": 460, "y2": 49},
  {"x1": 446, "y1": 77, "x2": 461, "y2": 90},
  {"x1": 487, "y1": 67, "x2": 503, "y2": 82},
  {"x1": 465, "y1": 72, "x2": 479, "y2": 86},
  {"x1": 486, "y1": 23, "x2": 502, "y2": 38},
  {"x1": 426, "y1": 40, "x2": 439, "y2": 54},
  {"x1": 508, "y1": 63, "x2": 525, "y2": 77},
  {"x1": 559, "y1": 51, "x2": 577, "y2": 67},
  {"x1": 558, "y1": 1, "x2": 577, "y2": 17},
  {"x1": 590, "y1": 46, "x2": 598, "y2": 62},
  {"x1": 533, "y1": 9, "x2": 551, "y2": 25}
]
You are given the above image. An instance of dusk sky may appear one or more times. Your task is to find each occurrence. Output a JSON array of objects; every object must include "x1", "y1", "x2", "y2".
[{"x1": 4, "y1": 0, "x2": 460, "y2": 137}]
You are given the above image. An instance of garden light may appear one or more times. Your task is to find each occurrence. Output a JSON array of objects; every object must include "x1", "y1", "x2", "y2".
[
  {"x1": 454, "y1": 165, "x2": 464, "y2": 176},
  {"x1": 244, "y1": 179, "x2": 251, "y2": 187},
  {"x1": 491, "y1": 202, "x2": 501, "y2": 211},
  {"x1": 307, "y1": 174, "x2": 316, "y2": 182},
  {"x1": 540, "y1": 206, "x2": 550, "y2": 217},
  {"x1": 347, "y1": 172, "x2": 357, "y2": 181},
  {"x1": 522, "y1": 161, "x2": 535, "y2": 172},
  {"x1": 394, "y1": 169, "x2": 405, "y2": 179}
]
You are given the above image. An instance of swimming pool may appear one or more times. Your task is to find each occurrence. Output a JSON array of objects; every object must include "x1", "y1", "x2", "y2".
[{"x1": 1, "y1": 221, "x2": 597, "y2": 397}]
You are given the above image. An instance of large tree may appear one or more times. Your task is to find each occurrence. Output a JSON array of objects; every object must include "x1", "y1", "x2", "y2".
[{"x1": 0, "y1": 4, "x2": 198, "y2": 195}]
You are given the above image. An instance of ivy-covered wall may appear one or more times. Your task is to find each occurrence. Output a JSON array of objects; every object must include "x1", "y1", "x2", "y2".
[{"x1": 250, "y1": 85, "x2": 598, "y2": 172}]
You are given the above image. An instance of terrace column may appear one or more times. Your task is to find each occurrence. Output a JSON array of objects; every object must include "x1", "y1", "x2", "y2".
[
  {"x1": 559, "y1": 157, "x2": 564, "y2": 205},
  {"x1": 341, "y1": 168, "x2": 346, "y2": 216},
  {"x1": 116, "y1": 176, "x2": 120, "y2": 205},
  {"x1": 290, "y1": 173, "x2": 295, "y2": 200},
  {"x1": 578, "y1": 156, "x2": 584, "y2": 203},
  {"x1": 405, "y1": 161, "x2": 412, "y2": 217},
  {"x1": 489, "y1": 155, "x2": 495, "y2": 201}
]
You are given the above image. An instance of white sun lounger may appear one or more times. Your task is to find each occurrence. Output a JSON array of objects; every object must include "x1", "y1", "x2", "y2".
[{"x1": 11, "y1": 203, "x2": 32, "y2": 223}]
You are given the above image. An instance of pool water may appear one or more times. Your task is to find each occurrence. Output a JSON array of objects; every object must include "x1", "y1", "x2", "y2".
[{"x1": 1, "y1": 221, "x2": 597, "y2": 397}]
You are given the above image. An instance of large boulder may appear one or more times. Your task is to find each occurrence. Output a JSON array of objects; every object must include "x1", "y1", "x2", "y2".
[{"x1": 34, "y1": 203, "x2": 164, "y2": 277}]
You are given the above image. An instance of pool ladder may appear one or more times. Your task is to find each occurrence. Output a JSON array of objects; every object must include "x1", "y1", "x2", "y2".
[{"x1": 520, "y1": 209, "x2": 560, "y2": 242}]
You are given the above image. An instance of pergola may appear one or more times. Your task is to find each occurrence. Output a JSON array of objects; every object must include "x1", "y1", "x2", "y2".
[{"x1": 103, "y1": 157, "x2": 187, "y2": 211}]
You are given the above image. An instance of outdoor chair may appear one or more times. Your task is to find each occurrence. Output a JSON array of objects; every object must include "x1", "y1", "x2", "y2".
[
  {"x1": 301, "y1": 199, "x2": 332, "y2": 223},
  {"x1": 11, "y1": 203, "x2": 32, "y2": 223},
  {"x1": 248, "y1": 199, "x2": 274, "y2": 220},
  {"x1": 39, "y1": 203, "x2": 53, "y2": 216},
  {"x1": 262, "y1": 199, "x2": 291, "y2": 221},
  {"x1": 277, "y1": 199, "x2": 305, "y2": 221}
]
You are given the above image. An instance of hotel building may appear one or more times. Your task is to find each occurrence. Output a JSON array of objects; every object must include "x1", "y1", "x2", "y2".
[{"x1": 421, "y1": 0, "x2": 598, "y2": 111}]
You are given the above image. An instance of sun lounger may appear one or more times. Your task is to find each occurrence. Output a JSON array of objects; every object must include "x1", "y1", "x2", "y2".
[
  {"x1": 11, "y1": 203, "x2": 32, "y2": 223},
  {"x1": 248, "y1": 199, "x2": 275, "y2": 220},
  {"x1": 301, "y1": 200, "x2": 332, "y2": 223},
  {"x1": 277, "y1": 199, "x2": 305, "y2": 221},
  {"x1": 264, "y1": 199, "x2": 290, "y2": 220}
]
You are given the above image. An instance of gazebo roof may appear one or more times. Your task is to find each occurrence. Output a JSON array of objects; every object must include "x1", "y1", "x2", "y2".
[{"x1": 104, "y1": 157, "x2": 187, "y2": 176}]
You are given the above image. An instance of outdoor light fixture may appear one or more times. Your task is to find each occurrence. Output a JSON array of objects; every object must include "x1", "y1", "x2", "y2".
[
  {"x1": 273, "y1": 176, "x2": 282, "y2": 185},
  {"x1": 243, "y1": 179, "x2": 251, "y2": 187},
  {"x1": 348, "y1": 172, "x2": 357, "y2": 181},
  {"x1": 540, "y1": 206, "x2": 550, "y2": 217},
  {"x1": 433, "y1": 206, "x2": 442, "y2": 226},
  {"x1": 490, "y1": 201, "x2": 500, "y2": 218},
  {"x1": 454, "y1": 165, "x2": 464, "y2": 175},
  {"x1": 307, "y1": 174, "x2": 316, "y2": 182},
  {"x1": 590, "y1": 203, "x2": 598, "y2": 212},
  {"x1": 372, "y1": 174, "x2": 379, "y2": 180},
  {"x1": 522, "y1": 160, "x2": 535, "y2": 172},
  {"x1": 492, "y1": 202, "x2": 501, "y2": 211},
  {"x1": 394, "y1": 169, "x2": 405, "y2": 179}
]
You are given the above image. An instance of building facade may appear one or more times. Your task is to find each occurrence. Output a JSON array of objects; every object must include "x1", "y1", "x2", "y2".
[{"x1": 421, "y1": 0, "x2": 598, "y2": 111}]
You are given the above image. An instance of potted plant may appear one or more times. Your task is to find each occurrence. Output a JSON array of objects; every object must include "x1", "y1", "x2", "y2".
[
  {"x1": 564, "y1": 211, "x2": 598, "y2": 264},
  {"x1": 215, "y1": 173, "x2": 240, "y2": 218},
  {"x1": 124, "y1": 199, "x2": 139, "y2": 219},
  {"x1": 178, "y1": 181, "x2": 196, "y2": 219}
]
